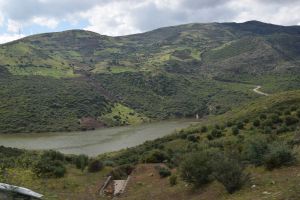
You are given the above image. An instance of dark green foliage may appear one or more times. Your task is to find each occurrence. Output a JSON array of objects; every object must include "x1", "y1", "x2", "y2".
[
  {"x1": 270, "y1": 114, "x2": 282, "y2": 124},
  {"x1": 0, "y1": 76, "x2": 110, "y2": 133},
  {"x1": 285, "y1": 116, "x2": 299, "y2": 126},
  {"x1": 211, "y1": 129, "x2": 223, "y2": 138},
  {"x1": 264, "y1": 142, "x2": 296, "y2": 170},
  {"x1": 291, "y1": 106, "x2": 297, "y2": 111},
  {"x1": 226, "y1": 121, "x2": 234, "y2": 127},
  {"x1": 157, "y1": 166, "x2": 171, "y2": 178},
  {"x1": 143, "y1": 150, "x2": 169, "y2": 163},
  {"x1": 260, "y1": 114, "x2": 267, "y2": 120},
  {"x1": 75, "y1": 154, "x2": 89, "y2": 172},
  {"x1": 232, "y1": 127, "x2": 240, "y2": 135},
  {"x1": 88, "y1": 159, "x2": 103, "y2": 173},
  {"x1": 284, "y1": 110, "x2": 291, "y2": 115},
  {"x1": 242, "y1": 136, "x2": 269, "y2": 166},
  {"x1": 169, "y1": 174, "x2": 177, "y2": 186},
  {"x1": 297, "y1": 110, "x2": 300, "y2": 118},
  {"x1": 211, "y1": 154, "x2": 249, "y2": 194},
  {"x1": 33, "y1": 159, "x2": 66, "y2": 178},
  {"x1": 180, "y1": 151, "x2": 212, "y2": 187},
  {"x1": 264, "y1": 126, "x2": 272, "y2": 134},
  {"x1": 110, "y1": 164, "x2": 134, "y2": 179},
  {"x1": 187, "y1": 134, "x2": 199, "y2": 142},
  {"x1": 201, "y1": 126, "x2": 208, "y2": 133},
  {"x1": 237, "y1": 122, "x2": 244, "y2": 129},
  {"x1": 253, "y1": 119, "x2": 260, "y2": 127},
  {"x1": 33, "y1": 150, "x2": 67, "y2": 178}
]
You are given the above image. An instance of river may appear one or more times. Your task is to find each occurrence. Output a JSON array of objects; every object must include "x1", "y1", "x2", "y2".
[{"x1": 0, "y1": 120, "x2": 196, "y2": 156}]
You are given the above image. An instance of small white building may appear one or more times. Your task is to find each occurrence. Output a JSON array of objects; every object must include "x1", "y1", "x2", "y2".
[{"x1": 0, "y1": 183, "x2": 43, "y2": 200}]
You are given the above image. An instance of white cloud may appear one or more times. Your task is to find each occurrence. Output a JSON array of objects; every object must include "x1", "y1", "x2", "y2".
[
  {"x1": 32, "y1": 17, "x2": 59, "y2": 29},
  {"x1": 7, "y1": 19, "x2": 21, "y2": 33},
  {"x1": 0, "y1": 33, "x2": 25, "y2": 44}
]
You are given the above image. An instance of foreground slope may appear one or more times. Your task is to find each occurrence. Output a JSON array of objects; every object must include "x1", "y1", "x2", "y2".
[{"x1": 1, "y1": 90, "x2": 300, "y2": 199}]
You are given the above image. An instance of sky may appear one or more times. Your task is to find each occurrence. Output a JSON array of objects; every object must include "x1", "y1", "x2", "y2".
[{"x1": 0, "y1": 0, "x2": 299, "y2": 43}]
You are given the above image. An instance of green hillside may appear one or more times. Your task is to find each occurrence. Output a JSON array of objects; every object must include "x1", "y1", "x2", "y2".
[{"x1": 0, "y1": 21, "x2": 299, "y2": 133}]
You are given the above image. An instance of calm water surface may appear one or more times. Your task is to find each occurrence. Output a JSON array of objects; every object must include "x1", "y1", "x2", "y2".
[{"x1": 0, "y1": 120, "x2": 196, "y2": 156}]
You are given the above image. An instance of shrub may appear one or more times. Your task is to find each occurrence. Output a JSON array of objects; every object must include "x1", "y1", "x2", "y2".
[
  {"x1": 242, "y1": 136, "x2": 268, "y2": 166},
  {"x1": 260, "y1": 114, "x2": 267, "y2": 120},
  {"x1": 201, "y1": 126, "x2": 208, "y2": 133},
  {"x1": 237, "y1": 122, "x2": 244, "y2": 129},
  {"x1": 285, "y1": 116, "x2": 299, "y2": 126},
  {"x1": 243, "y1": 119, "x2": 249, "y2": 123},
  {"x1": 33, "y1": 159, "x2": 66, "y2": 178},
  {"x1": 41, "y1": 150, "x2": 65, "y2": 162},
  {"x1": 211, "y1": 129, "x2": 223, "y2": 138},
  {"x1": 88, "y1": 159, "x2": 103, "y2": 173},
  {"x1": 270, "y1": 114, "x2": 282, "y2": 124},
  {"x1": 297, "y1": 110, "x2": 300, "y2": 118},
  {"x1": 232, "y1": 127, "x2": 239, "y2": 136},
  {"x1": 169, "y1": 174, "x2": 177, "y2": 186},
  {"x1": 253, "y1": 119, "x2": 260, "y2": 127},
  {"x1": 75, "y1": 154, "x2": 89, "y2": 172},
  {"x1": 187, "y1": 134, "x2": 199, "y2": 142},
  {"x1": 158, "y1": 167, "x2": 171, "y2": 178},
  {"x1": 284, "y1": 110, "x2": 291, "y2": 115},
  {"x1": 276, "y1": 125, "x2": 289, "y2": 134},
  {"x1": 110, "y1": 164, "x2": 134, "y2": 179},
  {"x1": 226, "y1": 121, "x2": 234, "y2": 127},
  {"x1": 291, "y1": 106, "x2": 297, "y2": 111},
  {"x1": 212, "y1": 154, "x2": 249, "y2": 194},
  {"x1": 180, "y1": 151, "x2": 212, "y2": 187},
  {"x1": 264, "y1": 142, "x2": 296, "y2": 170},
  {"x1": 144, "y1": 150, "x2": 169, "y2": 163},
  {"x1": 264, "y1": 126, "x2": 272, "y2": 134}
]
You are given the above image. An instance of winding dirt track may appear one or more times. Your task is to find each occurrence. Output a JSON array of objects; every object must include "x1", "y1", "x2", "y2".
[{"x1": 253, "y1": 85, "x2": 269, "y2": 96}]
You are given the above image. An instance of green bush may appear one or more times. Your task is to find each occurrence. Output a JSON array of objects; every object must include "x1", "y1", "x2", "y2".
[
  {"x1": 88, "y1": 159, "x2": 103, "y2": 173},
  {"x1": 180, "y1": 151, "x2": 212, "y2": 187},
  {"x1": 297, "y1": 110, "x2": 300, "y2": 118},
  {"x1": 169, "y1": 174, "x2": 177, "y2": 186},
  {"x1": 260, "y1": 114, "x2": 267, "y2": 120},
  {"x1": 253, "y1": 119, "x2": 260, "y2": 127},
  {"x1": 187, "y1": 134, "x2": 199, "y2": 142},
  {"x1": 270, "y1": 114, "x2": 282, "y2": 124},
  {"x1": 242, "y1": 136, "x2": 268, "y2": 166},
  {"x1": 201, "y1": 126, "x2": 208, "y2": 133},
  {"x1": 285, "y1": 116, "x2": 299, "y2": 126},
  {"x1": 110, "y1": 164, "x2": 134, "y2": 179},
  {"x1": 211, "y1": 129, "x2": 223, "y2": 138},
  {"x1": 264, "y1": 142, "x2": 296, "y2": 170},
  {"x1": 143, "y1": 150, "x2": 169, "y2": 163},
  {"x1": 237, "y1": 122, "x2": 244, "y2": 129},
  {"x1": 226, "y1": 121, "x2": 234, "y2": 127},
  {"x1": 41, "y1": 150, "x2": 65, "y2": 162},
  {"x1": 158, "y1": 167, "x2": 171, "y2": 178},
  {"x1": 264, "y1": 126, "x2": 272, "y2": 134},
  {"x1": 212, "y1": 154, "x2": 249, "y2": 194},
  {"x1": 232, "y1": 127, "x2": 239, "y2": 136},
  {"x1": 75, "y1": 154, "x2": 89, "y2": 172},
  {"x1": 33, "y1": 159, "x2": 66, "y2": 178}
]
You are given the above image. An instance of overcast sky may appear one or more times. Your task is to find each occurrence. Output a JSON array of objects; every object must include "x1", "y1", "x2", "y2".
[{"x1": 0, "y1": 0, "x2": 299, "y2": 43}]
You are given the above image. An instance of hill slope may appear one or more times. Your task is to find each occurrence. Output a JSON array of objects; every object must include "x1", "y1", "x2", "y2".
[{"x1": 0, "y1": 21, "x2": 300, "y2": 133}]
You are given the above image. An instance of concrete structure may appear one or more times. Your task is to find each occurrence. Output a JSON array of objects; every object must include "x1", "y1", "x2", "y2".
[{"x1": 0, "y1": 183, "x2": 43, "y2": 200}]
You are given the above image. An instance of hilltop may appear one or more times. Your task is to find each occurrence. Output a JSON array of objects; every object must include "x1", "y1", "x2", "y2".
[{"x1": 0, "y1": 21, "x2": 299, "y2": 133}]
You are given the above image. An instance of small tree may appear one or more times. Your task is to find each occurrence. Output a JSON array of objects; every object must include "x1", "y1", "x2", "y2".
[
  {"x1": 88, "y1": 159, "x2": 103, "y2": 173},
  {"x1": 264, "y1": 142, "x2": 296, "y2": 170},
  {"x1": 169, "y1": 174, "x2": 177, "y2": 186},
  {"x1": 180, "y1": 151, "x2": 212, "y2": 187},
  {"x1": 242, "y1": 136, "x2": 268, "y2": 166},
  {"x1": 232, "y1": 127, "x2": 239, "y2": 136},
  {"x1": 253, "y1": 119, "x2": 260, "y2": 127},
  {"x1": 212, "y1": 154, "x2": 249, "y2": 194},
  {"x1": 75, "y1": 154, "x2": 89, "y2": 172},
  {"x1": 158, "y1": 167, "x2": 171, "y2": 178},
  {"x1": 201, "y1": 126, "x2": 208, "y2": 133}
]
